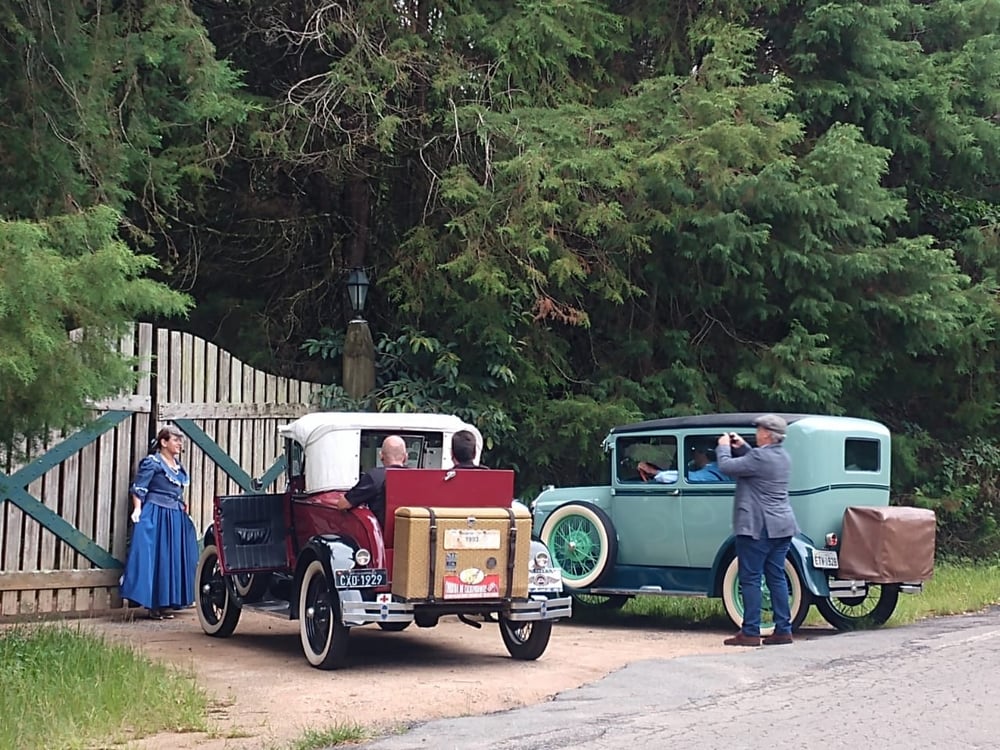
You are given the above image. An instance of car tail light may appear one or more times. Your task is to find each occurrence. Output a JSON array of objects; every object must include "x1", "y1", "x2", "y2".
[
  {"x1": 825, "y1": 533, "x2": 839, "y2": 548},
  {"x1": 355, "y1": 548, "x2": 371, "y2": 566}
]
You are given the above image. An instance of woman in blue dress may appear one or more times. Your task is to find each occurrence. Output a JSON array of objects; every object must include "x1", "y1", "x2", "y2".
[{"x1": 120, "y1": 425, "x2": 200, "y2": 619}]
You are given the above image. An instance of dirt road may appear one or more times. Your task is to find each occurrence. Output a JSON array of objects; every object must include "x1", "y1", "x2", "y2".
[{"x1": 81, "y1": 607, "x2": 735, "y2": 750}]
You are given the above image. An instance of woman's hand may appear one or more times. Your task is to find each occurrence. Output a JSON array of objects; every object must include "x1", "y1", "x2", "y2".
[{"x1": 130, "y1": 506, "x2": 141, "y2": 523}]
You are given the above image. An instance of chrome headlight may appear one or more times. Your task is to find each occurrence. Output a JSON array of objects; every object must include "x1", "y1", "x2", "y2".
[{"x1": 355, "y1": 548, "x2": 371, "y2": 566}]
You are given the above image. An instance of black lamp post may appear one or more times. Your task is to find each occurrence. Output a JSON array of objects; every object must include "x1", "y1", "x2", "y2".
[
  {"x1": 343, "y1": 267, "x2": 375, "y2": 399},
  {"x1": 346, "y1": 267, "x2": 370, "y2": 320}
]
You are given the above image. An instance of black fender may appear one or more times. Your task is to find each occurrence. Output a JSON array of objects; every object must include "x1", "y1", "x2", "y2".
[
  {"x1": 289, "y1": 534, "x2": 360, "y2": 620},
  {"x1": 709, "y1": 534, "x2": 826, "y2": 598},
  {"x1": 201, "y1": 523, "x2": 216, "y2": 549},
  {"x1": 709, "y1": 538, "x2": 736, "y2": 598},
  {"x1": 197, "y1": 523, "x2": 246, "y2": 606}
]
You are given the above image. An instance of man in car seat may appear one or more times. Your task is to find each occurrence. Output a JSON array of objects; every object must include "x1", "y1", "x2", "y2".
[
  {"x1": 334, "y1": 435, "x2": 408, "y2": 528},
  {"x1": 452, "y1": 430, "x2": 488, "y2": 469},
  {"x1": 637, "y1": 461, "x2": 678, "y2": 483},
  {"x1": 687, "y1": 446, "x2": 731, "y2": 482}
]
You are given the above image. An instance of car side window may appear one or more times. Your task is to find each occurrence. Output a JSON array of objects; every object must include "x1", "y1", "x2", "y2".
[
  {"x1": 845, "y1": 438, "x2": 880, "y2": 471},
  {"x1": 402, "y1": 435, "x2": 426, "y2": 467},
  {"x1": 682, "y1": 438, "x2": 733, "y2": 483},
  {"x1": 616, "y1": 436, "x2": 678, "y2": 483}
]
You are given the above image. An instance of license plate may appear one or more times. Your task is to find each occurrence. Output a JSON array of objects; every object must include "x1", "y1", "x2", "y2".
[
  {"x1": 811, "y1": 550, "x2": 839, "y2": 569},
  {"x1": 334, "y1": 569, "x2": 388, "y2": 589},
  {"x1": 444, "y1": 528, "x2": 501, "y2": 550}
]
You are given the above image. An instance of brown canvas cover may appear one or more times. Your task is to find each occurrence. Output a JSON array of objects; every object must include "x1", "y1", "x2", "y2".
[{"x1": 837, "y1": 506, "x2": 936, "y2": 583}]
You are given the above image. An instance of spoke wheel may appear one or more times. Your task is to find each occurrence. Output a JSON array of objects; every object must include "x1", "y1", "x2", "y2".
[
  {"x1": 298, "y1": 560, "x2": 350, "y2": 669},
  {"x1": 816, "y1": 583, "x2": 899, "y2": 630},
  {"x1": 539, "y1": 503, "x2": 617, "y2": 589},
  {"x1": 721, "y1": 555, "x2": 810, "y2": 636},
  {"x1": 499, "y1": 617, "x2": 553, "y2": 660},
  {"x1": 196, "y1": 545, "x2": 241, "y2": 637}
]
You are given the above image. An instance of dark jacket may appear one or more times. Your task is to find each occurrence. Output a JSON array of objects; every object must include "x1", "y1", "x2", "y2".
[
  {"x1": 717, "y1": 442, "x2": 798, "y2": 540},
  {"x1": 345, "y1": 463, "x2": 406, "y2": 527}
]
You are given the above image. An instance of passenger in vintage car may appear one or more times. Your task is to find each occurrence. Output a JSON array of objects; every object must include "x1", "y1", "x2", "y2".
[
  {"x1": 687, "y1": 446, "x2": 731, "y2": 482},
  {"x1": 333, "y1": 435, "x2": 408, "y2": 527},
  {"x1": 452, "y1": 429, "x2": 488, "y2": 469}
]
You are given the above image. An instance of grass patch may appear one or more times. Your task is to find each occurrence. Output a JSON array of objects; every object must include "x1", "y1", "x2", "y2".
[
  {"x1": 569, "y1": 560, "x2": 1000, "y2": 630},
  {"x1": 889, "y1": 558, "x2": 1000, "y2": 625},
  {"x1": 280, "y1": 722, "x2": 370, "y2": 750},
  {"x1": 0, "y1": 623, "x2": 207, "y2": 750}
]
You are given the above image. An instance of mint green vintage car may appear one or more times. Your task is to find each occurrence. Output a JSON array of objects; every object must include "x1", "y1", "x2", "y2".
[{"x1": 531, "y1": 413, "x2": 936, "y2": 632}]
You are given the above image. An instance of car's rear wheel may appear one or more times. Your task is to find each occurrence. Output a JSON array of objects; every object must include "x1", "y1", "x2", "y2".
[
  {"x1": 299, "y1": 560, "x2": 350, "y2": 669},
  {"x1": 539, "y1": 503, "x2": 617, "y2": 589},
  {"x1": 571, "y1": 593, "x2": 631, "y2": 611},
  {"x1": 196, "y1": 545, "x2": 242, "y2": 637},
  {"x1": 816, "y1": 583, "x2": 899, "y2": 630},
  {"x1": 721, "y1": 555, "x2": 810, "y2": 635},
  {"x1": 499, "y1": 617, "x2": 552, "y2": 660}
]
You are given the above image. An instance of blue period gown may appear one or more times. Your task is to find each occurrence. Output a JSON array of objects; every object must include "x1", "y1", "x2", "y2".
[{"x1": 120, "y1": 454, "x2": 200, "y2": 610}]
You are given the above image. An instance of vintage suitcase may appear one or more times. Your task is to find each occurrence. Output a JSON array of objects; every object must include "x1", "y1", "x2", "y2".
[
  {"x1": 382, "y1": 468, "x2": 516, "y2": 549},
  {"x1": 837, "y1": 506, "x2": 936, "y2": 583},
  {"x1": 392, "y1": 505, "x2": 531, "y2": 600}
]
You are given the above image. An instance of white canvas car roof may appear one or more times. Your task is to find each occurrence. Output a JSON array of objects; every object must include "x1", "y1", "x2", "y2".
[{"x1": 278, "y1": 412, "x2": 482, "y2": 493}]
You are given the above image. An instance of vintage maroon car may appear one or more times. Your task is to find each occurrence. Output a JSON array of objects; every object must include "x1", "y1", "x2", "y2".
[{"x1": 195, "y1": 412, "x2": 570, "y2": 669}]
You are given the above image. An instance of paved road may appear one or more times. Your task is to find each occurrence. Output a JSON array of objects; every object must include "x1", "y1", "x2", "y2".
[{"x1": 353, "y1": 608, "x2": 1000, "y2": 750}]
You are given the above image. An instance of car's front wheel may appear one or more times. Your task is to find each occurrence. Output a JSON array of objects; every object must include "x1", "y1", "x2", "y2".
[
  {"x1": 196, "y1": 545, "x2": 242, "y2": 637},
  {"x1": 298, "y1": 560, "x2": 350, "y2": 669},
  {"x1": 499, "y1": 617, "x2": 552, "y2": 660},
  {"x1": 816, "y1": 583, "x2": 899, "y2": 630},
  {"x1": 721, "y1": 555, "x2": 810, "y2": 635},
  {"x1": 539, "y1": 503, "x2": 617, "y2": 589}
]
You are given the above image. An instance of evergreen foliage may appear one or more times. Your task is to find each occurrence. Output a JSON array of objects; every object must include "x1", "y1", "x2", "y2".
[
  {"x1": 2, "y1": 1, "x2": 998, "y2": 553},
  {"x1": 0, "y1": 0, "x2": 242, "y2": 444},
  {"x1": 239, "y1": 1, "x2": 997, "y2": 553},
  {"x1": 0, "y1": 208, "x2": 189, "y2": 442}
]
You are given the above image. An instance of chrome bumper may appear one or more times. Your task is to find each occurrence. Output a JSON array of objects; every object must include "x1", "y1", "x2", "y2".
[
  {"x1": 505, "y1": 595, "x2": 573, "y2": 621},
  {"x1": 338, "y1": 592, "x2": 573, "y2": 626},
  {"x1": 828, "y1": 579, "x2": 925, "y2": 598}
]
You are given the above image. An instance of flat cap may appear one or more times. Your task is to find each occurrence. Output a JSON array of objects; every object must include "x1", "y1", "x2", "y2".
[{"x1": 753, "y1": 413, "x2": 787, "y2": 435}]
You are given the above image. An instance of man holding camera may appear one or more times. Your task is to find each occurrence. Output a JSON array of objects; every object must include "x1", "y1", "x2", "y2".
[{"x1": 716, "y1": 414, "x2": 799, "y2": 647}]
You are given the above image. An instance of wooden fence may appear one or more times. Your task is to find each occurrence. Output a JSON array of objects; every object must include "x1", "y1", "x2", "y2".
[{"x1": 0, "y1": 323, "x2": 323, "y2": 617}]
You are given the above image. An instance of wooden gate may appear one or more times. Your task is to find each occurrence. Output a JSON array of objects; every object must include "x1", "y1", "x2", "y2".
[{"x1": 0, "y1": 323, "x2": 323, "y2": 617}]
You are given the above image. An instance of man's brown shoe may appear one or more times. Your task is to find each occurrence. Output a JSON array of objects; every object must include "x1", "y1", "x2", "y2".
[
  {"x1": 723, "y1": 632, "x2": 762, "y2": 647},
  {"x1": 762, "y1": 633, "x2": 793, "y2": 645}
]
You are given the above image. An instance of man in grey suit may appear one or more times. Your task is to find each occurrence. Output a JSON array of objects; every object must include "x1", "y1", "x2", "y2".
[{"x1": 716, "y1": 414, "x2": 800, "y2": 647}]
